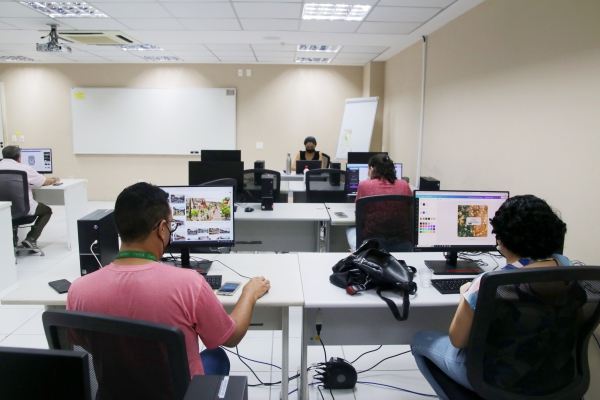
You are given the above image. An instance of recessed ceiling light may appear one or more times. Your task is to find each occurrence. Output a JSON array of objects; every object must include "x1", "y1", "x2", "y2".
[
  {"x1": 118, "y1": 44, "x2": 163, "y2": 52},
  {"x1": 0, "y1": 56, "x2": 36, "y2": 62},
  {"x1": 20, "y1": 2, "x2": 108, "y2": 18},
  {"x1": 295, "y1": 57, "x2": 332, "y2": 64},
  {"x1": 297, "y1": 45, "x2": 341, "y2": 53},
  {"x1": 143, "y1": 56, "x2": 182, "y2": 62},
  {"x1": 302, "y1": 4, "x2": 371, "y2": 21}
]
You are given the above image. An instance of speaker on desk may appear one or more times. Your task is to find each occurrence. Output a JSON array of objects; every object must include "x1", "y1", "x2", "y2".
[
  {"x1": 261, "y1": 174, "x2": 274, "y2": 211},
  {"x1": 254, "y1": 160, "x2": 265, "y2": 185},
  {"x1": 420, "y1": 176, "x2": 440, "y2": 191},
  {"x1": 77, "y1": 209, "x2": 119, "y2": 276},
  {"x1": 330, "y1": 162, "x2": 341, "y2": 187}
]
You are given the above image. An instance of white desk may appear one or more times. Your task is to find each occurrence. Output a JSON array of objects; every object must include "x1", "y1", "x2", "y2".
[
  {"x1": 235, "y1": 203, "x2": 331, "y2": 252},
  {"x1": 0, "y1": 202, "x2": 17, "y2": 291},
  {"x1": 297, "y1": 252, "x2": 491, "y2": 400},
  {"x1": 279, "y1": 171, "x2": 303, "y2": 181},
  {"x1": 32, "y1": 179, "x2": 88, "y2": 250},
  {"x1": 0, "y1": 253, "x2": 304, "y2": 400}
]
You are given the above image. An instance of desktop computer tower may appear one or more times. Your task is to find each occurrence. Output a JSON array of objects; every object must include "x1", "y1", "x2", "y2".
[
  {"x1": 78, "y1": 209, "x2": 119, "y2": 276},
  {"x1": 330, "y1": 162, "x2": 341, "y2": 187},
  {"x1": 261, "y1": 174, "x2": 274, "y2": 211},
  {"x1": 420, "y1": 176, "x2": 440, "y2": 191},
  {"x1": 254, "y1": 160, "x2": 265, "y2": 185}
]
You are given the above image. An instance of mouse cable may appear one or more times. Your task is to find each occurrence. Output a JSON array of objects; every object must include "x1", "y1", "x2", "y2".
[{"x1": 212, "y1": 259, "x2": 251, "y2": 279}]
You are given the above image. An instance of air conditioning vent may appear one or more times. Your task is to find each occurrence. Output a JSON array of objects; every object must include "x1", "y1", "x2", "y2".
[{"x1": 40, "y1": 30, "x2": 138, "y2": 45}]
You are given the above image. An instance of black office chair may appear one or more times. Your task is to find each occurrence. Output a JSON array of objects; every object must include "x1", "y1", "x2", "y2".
[
  {"x1": 321, "y1": 153, "x2": 331, "y2": 169},
  {"x1": 242, "y1": 169, "x2": 281, "y2": 202},
  {"x1": 305, "y1": 169, "x2": 346, "y2": 203},
  {"x1": 419, "y1": 266, "x2": 600, "y2": 400},
  {"x1": 0, "y1": 346, "x2": 92, "y2": 400},
  {"x1": 355, "y1": 195, "x2": 414, "y2": 252},
  {"x1": 43, "y1": 309, "x2": 192, "y2": 400},
  {"x1": 0, "y1": 170, "x2": 45, "y2": 261}
]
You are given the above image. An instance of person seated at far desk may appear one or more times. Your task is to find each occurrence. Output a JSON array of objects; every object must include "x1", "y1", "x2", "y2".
[
  {"x1": 346, "y1": 153, "x2": 412, "y2": 251},
  {"x1": 411, "y1": 195, "x2": 569, "y2": 400},
  {"x1": 292, "y1": 136, "x2": 323, "y2": 171},
  {"x1": 67, "y1": 182, "x2": 270, "y2": 376},
  {"x1": 0, "y1": 145, "x2": 60, "y2": 250}
]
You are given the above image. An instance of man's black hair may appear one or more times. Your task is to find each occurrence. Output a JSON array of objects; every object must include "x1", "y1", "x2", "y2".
[
  {"x1": 114, "y1": 182, "x2": 171, "y2": 243},
  {"x1": 304, "y1": 136, "x2": 317, "y2": 145},
  {"x1": 490, "y1": 195, "x2": 567, "y2": 259},
  {"x1": 2, "y1": 145, "x2": 21, "y2": 161}
]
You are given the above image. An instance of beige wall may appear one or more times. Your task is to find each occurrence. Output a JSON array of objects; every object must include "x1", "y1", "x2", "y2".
[
  {"x1": 0, "y1": 63, "x2": 362, "y2": 199},
  {"x1": 362, "y1": 61, "x2": 385, "y2": 153},
  {"x1": 384, "y1": 0, "x2": 600, "y2": 265}
]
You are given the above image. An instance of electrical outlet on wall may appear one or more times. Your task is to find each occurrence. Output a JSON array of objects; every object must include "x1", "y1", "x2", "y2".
[
  {"x1": 256, "y1": 142, "x2": 263, "y2": 149},
  {"x1": 19, "y1": 135, "x2": 25, "y2": 142},
  {"x1": 11, "y1": 135, "x2": 17, "y2": 142},
  {"x1": 246, "y1": 69, "x2": 251, "y2": 77},
  {"x1": 238, "y1": 69, "x2": 243, "y2": 77}
]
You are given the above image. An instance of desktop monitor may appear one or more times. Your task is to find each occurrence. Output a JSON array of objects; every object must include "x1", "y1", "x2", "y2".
[
  {"x1": 347, "y1": 152, "x2": 388, "y2": 164},
  {"x1": 414, "y1": 190, "x2": 510, "y2": 275},
  {"x1": 20, "y1": 148, "x2": 52, "y2": 174},
  {"x1": 189, "y1": 161, "x2": 244, "y2": 194},
  {"x1": 201, "y1": 150, "x2": 241, "y2": 162},
  {"x1": 346, "y1": 163, "x2": 403, "y2": 196},
  {"x1": 295, "y1": 160, "x2": 322, "y2": 174},
  {"x1": 160, "y1": 185, "x2": 235, "y2": 269}
]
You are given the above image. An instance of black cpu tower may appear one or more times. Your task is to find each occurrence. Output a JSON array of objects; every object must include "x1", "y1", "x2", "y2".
[
  {"x1": 330, "y1": 162, "x2": 341, "y2": 186},
  {"x1": 78, "y1": 209, "x2": 119, "y2": 276},
  {"x1": 261, "y1": 174, "x2": 274, "y2": 211},
  {"x1": 420, "y1": 176, "x2": 440, "y2": 191},
  {"x1": 254, "y1": 160, "x2": 265, "y2": 185}
]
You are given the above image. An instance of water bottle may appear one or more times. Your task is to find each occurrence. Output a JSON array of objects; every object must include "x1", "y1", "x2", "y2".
[
  {"x1": 286, "y1": 153, "x2": 291, "y2": 175},
  {"x1": 303, "y1": 165, "x2": 309, "y2": 185}
]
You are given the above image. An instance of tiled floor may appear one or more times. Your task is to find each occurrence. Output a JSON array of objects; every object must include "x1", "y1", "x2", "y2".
[{"x1": 0, "y1": 202, "x2": 437, "y2": 399}]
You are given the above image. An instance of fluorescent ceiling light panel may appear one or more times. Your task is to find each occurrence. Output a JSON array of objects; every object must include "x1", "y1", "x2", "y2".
[
  {"x1": 297, "y1": 45, "x2": 341, "y2": 53},
  {"x1": 302, "y1": 4, "x2": 371, "y2": 21},
  {"x1": 20, "y1": 2, "x2": 108, "y2": 18},
  {"x1": 295, "y1": 57, "x2": 331, "y2": 63},
  {"x1": 0, "y1": 56, "x2": 36, "y2": 62},
  {"x1": 143, "y1": 56, "x2": 182, "y2": 62},
  {"x1": 118, "y1": 44, "x2": 163, "y2": 51}
]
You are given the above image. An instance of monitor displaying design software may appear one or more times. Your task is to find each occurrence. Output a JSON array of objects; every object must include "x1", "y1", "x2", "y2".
[
  {"x1": 346, "y1": 163, "x2": 402, "y2": 196},
  {"x1": 20, "y1": 148, "x2": 52, "y2": 174},
  {"x1": 414, "y1": 190, "x2": 509, "y2": 274},
  {"x1": 160, "y1": 185, "x2": 234, "y2": 249}
]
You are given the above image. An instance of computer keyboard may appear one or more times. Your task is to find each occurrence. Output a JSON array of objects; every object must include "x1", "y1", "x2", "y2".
[
  {"x1": 204, "y1": 275, "x2": 223, "y2": 290},
  {"x1": 431, "y1": 278, "x2": 474, "y2": 295}
]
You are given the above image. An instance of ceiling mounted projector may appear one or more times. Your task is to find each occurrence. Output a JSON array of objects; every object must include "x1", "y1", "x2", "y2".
[{"x1": 37, "y1": 24, "x2": 72, "y2": 53}]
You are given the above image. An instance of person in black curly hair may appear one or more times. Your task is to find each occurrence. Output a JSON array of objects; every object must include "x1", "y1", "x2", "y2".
[{"x1": 411, "y1": 195, "x2": 568, "y2": 400}]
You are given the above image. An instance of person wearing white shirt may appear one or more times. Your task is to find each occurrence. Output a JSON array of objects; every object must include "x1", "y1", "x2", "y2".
[{"x1": 0, "y1": 145, "x2": 60, "y2": 250}]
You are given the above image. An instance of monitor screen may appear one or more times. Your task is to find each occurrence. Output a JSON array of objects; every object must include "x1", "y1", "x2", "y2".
[
  {"x1": 20, "y1": 148, "x2": 52, "y2": 174},
  {"x1": 201, "y1": 150, "x2": 241, "y2": 162},
  {"x1": 160, "y1": 185, "x2": 235, "y2": 249},
  {"x1": 413, "y1": 190, "x2": 509, "y2": 274},
  {"x1": 295, "y1": 160, "x2": 322, "y2": 174},
  {"x1": 346, "y1": 163, "x2": 402, "y2": 196},
  {"x1": 188, "y1": 161, "x2": 244, "y2": 194},
  {"x1": 347, "y1": 152, "x2": 387, "y2": 164}
]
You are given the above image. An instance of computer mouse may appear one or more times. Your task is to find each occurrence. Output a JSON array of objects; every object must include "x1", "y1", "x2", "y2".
[{"x1": 244, "y1": 207, "x2": 254, "y2": 212}]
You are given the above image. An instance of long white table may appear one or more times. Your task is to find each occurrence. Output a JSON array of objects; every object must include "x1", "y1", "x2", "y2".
[
  {"x1": 0, "y1": 202, "x2": 17, "y2": 292},
  {"x1": 0, "y1": 253, "x2": 303, "y2": 400},
  {"x1": 297, "y1": 252, "x2": 492, "y2": 400},
  {"x1": 234, "y1": 202, "x2": 331, "y2": 252},
  {"x1": 32, "y1": 179, "x2": 88, "y2": 250}
]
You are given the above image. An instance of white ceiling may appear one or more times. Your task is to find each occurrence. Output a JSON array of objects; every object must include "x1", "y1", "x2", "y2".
[{"x1": 0, "y1": 0, "x2": 484, "y2": 65}]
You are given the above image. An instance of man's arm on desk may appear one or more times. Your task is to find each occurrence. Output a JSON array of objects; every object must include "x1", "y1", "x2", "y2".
[{"x1": 222, "y1": 276, "x2": 270, "y2": 348}]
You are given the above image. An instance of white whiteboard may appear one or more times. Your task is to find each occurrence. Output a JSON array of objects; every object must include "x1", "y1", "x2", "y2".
[
  {"x1": 71, "y1": 87, "x2": 236, "y2": 155},
  {"x1": 335, "y1": 97, "x2": 379, "y2": 160}
]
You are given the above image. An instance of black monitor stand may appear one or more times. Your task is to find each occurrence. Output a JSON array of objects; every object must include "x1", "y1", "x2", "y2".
[
  {"x1": 161, "y1": 248, "x2": 213, "y2": 274},
  {"x1": 425, "y1": 251, "x2": 483, "y2": 275}
]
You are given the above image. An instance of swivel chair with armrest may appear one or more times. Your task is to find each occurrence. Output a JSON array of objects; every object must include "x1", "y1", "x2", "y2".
[
  {"x1": 355, "y1": 194, "x2": 413, "y2": 252},
  {"x1": 0, "y1": 170, "x2": 45, "y2": 261},
  {"x1": 321, "y1": 153, "x2": 331, "y2": 169},
  {"x1": 43, "y1": 310, "x2": 248, "y2": 400},
  {"x1": 305, "y1": 169, "x2": 346, "y2": 203},
  {"x1": 418, "y1": 266, "x2": 600, "y2": 400}
]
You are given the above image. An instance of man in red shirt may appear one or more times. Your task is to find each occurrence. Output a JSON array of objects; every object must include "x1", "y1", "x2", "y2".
[{"x1": 67, "y1": 182, "x2": 270, "y2": 376}]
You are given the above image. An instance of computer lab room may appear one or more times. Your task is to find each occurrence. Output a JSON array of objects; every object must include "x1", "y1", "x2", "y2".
[{"x1": 0, "y1": 0, "x2": 599, "y2": 399}]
